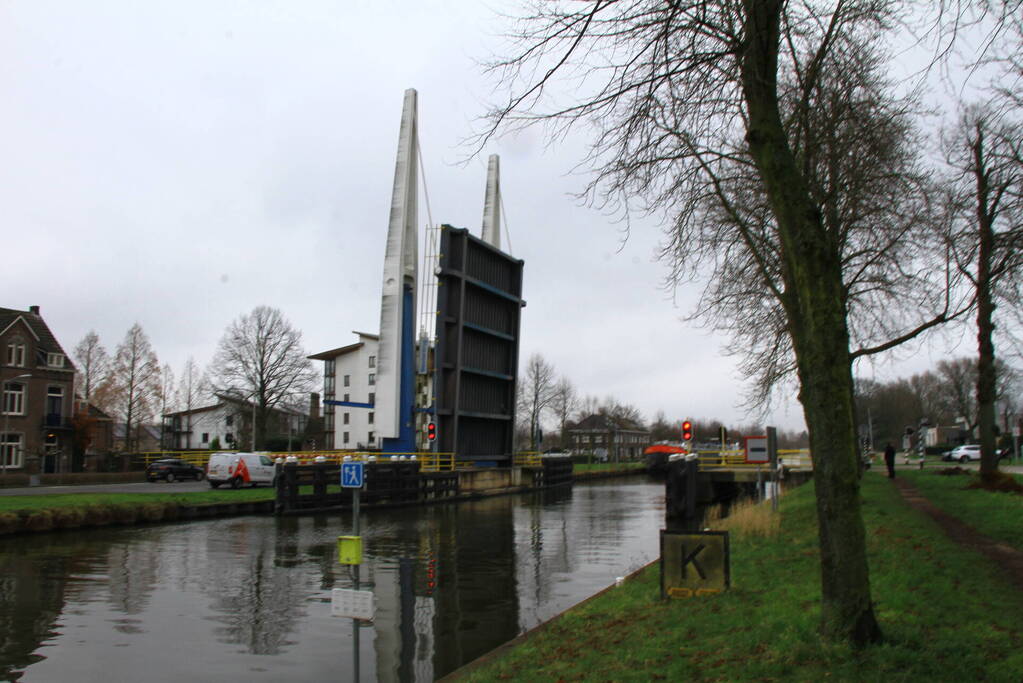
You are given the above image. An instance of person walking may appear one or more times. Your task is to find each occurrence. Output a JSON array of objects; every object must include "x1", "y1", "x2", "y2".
[{"x1": 884, "y1": 442, "x2": 896, "y2": 479}]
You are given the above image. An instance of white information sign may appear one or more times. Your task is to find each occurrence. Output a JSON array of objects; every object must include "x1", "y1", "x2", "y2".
[
  {"x1": 331, "y1": 588, "x2": 375, "y2": 620},
  {"x1": 745, "y1": 436, "x2": 769, "y2": 464}
]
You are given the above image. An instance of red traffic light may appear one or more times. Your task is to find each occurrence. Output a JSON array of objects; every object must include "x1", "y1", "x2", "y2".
[
  {"x1": 427, "y1": 422, "x2": 437, "y2": 441},
  {"x1": 681, "y1": 420, "x2": 693, "y2": 442}
]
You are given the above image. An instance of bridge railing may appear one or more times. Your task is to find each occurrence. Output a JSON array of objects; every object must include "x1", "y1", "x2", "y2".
[
  {"x1": 512, "y1": 452, "x2": 544, "y2": 468},
  {"x1": 694, "y1": 448, "x2": 813, "y2": 471}
]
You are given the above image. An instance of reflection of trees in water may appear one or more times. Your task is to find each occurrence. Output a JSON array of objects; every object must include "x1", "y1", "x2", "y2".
[
  {"x1": 202, "y1": 519, "x2": 304, "y2": 655},
  {"x1": 0, "y1": 533, "x2": 125, "y2": 680},
  {"x1": 514, "y1": 482, "x2": 648, "y2": 630}
]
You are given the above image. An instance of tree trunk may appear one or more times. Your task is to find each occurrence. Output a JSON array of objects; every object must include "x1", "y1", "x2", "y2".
[
  {"x1": 740, "y1": 0, "x2": 881, "y2": 645},
  {"x1": 972, "y1": 128, "x2": 1000, "y2": 480}
]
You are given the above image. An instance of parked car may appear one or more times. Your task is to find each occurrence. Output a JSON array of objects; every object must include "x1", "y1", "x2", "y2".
[
  {"x1": 146, "y1": 458, "x2": 205, "y2": 482},
  {"x1": 942, "y1": 445, "x2": 1014, "y2": 464},
  {"x1": 206, "y1": 452, "x2": 277, "y2": 489}
]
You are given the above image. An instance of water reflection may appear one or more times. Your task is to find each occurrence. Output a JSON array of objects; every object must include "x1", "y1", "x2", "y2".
[{"x1": 0, "y1": 478, "x2": 664, "y2": 682}]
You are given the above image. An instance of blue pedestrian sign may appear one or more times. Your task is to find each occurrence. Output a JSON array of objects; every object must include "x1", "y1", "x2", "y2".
[{"x1": 341, "y1": 462, "x2": 364, "y2": 488}]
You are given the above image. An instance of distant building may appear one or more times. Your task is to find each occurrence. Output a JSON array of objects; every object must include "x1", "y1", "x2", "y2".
[
  {"x1": 73, "y1": 398, "x2": 114, "y2": 469},
  {"x1": 1, "y1": 305, "x2": 76, "y2": 473},
  {"x1": 113, "y1": 422, "x2": 163, "y2": 453},
  {"x1": 568, "y1": 413, "x2": 650, "y2": 462},
  {"x1": 162, "y1": 393, "x2": 308, "y2": 451},
  {"x1": 308, "y1": 331, "x2": 379, "y2": 450}
]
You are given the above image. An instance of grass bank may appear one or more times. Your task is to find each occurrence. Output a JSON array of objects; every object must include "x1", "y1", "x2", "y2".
[
  {"x1": 899, "y1": 469, "x2": 1023, "y2": 548},
  {"x1": 451, "y1": 474, "x2": 1023, "y2": 681}
]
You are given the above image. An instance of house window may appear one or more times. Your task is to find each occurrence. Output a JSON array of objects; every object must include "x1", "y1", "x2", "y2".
[
  {"x1": 368, "y1": 392, "x2": 375, "y2": 405},
  {"x1": 368, "y1": 431, "x2": 374, "y2": 443},
  {"x1": 343, "y1": 393, "x2": 350, "y2": 402},
  {"x1": 326, "y1": 433, "x2": 335, "y2": 449},
  {"x1": 368, "y1": 373, "x2": 375, "y2": 386},
  {"x1": 324, "y1": 359, "x2": 335, "y2": 377},
  {"x1": 324, "y1": 393, "x2": 335, "y2": 414},
  {"x1": 47, "y1": 353, "x2": 65, "y2": 368},
  {"x1": 368, "y1": 355, "x2": 376, "y2": 368},
  {"x1": 6, "y1": 343, "x2": 26, "y2": 367},
  {"x1": 202, "y1": 433, "x2": 209, "y2": 443},
  {"x1": 46, "y1": 386, "x2": 63, "y2": 423},
  {"x1": 343, "y1": 413, "x2": 350, "y2": 425},
  {"x1": 325, "y1": 375, "x2": 336, "y2": 393},
  {"x1": 226, "y1": 414, "x2": 234, "y2": 427},
  {"x1": 325, "y1": 413, "x2": 335, "y2": 431},
  {"x1": 226, "y1": 433, "x2": 234, "y2": 444},
  {"x1": 2, "y1": 382, "x2": 25, "y2": 415},
  {"x1": 1, "y1": 433, "x2": 24, "y2": 469},
  {"x1": 343, "y1": 431, "x2": 350, "y2": 444},
  {"x1": 368, "y1": 412, "x2": 374, "y2": 425},
  {"x1": 343, "y1": 375, "x2": 350, "y2": 387}
]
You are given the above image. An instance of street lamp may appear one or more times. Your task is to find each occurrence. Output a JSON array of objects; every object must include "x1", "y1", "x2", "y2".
[{"x1": 2, "y1": 373, "x2": 32, "y2": 476}]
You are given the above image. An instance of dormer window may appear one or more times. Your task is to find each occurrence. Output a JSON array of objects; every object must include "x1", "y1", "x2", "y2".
[{"x1": 47, "y1": 353, "x2": 65, "y2": 368}]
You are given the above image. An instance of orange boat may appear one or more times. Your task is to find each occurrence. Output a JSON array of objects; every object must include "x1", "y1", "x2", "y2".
[{"x1": 644, "y1": 443, "x2": 687, "y2": 473}]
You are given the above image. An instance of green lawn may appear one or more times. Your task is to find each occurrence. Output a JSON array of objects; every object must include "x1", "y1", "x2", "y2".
[
  {"x1": 898, "y1": 468, "x2": 1023, "y2": 549},
  {"x1": 0, "y1": 488, "x2": 275, "y2": 513},
  {"x1": 455, "y1": 474, "x2": 1023, "y2": 681}
]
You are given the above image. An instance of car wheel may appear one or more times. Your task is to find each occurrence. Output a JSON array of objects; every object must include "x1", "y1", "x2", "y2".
[
  {"x1": 210, "y1": 482, "x2": 221, "y2": 489},
  {"x1": 959, "y1": 455, "x2": 969, "y2": 464},
  {"x1": 166, "y1": 472, "x2": 176, "y2": 483},
  {"x1": 230, "y1": 476, "x2": 242, "y2": 489}
]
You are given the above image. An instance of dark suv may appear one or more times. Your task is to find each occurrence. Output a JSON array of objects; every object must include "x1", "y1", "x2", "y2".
[{"x1": 146, "y1": 458, "x2": 205, "y2": 482}]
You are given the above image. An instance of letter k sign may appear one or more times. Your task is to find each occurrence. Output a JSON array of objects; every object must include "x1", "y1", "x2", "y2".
[{"x1": 681, "y1": 543, "x2": 707, "y2": 580}]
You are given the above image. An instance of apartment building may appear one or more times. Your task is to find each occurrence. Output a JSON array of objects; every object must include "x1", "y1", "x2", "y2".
[{"x1": 308, "y1": 331, "x2": 379, "y2": 450}]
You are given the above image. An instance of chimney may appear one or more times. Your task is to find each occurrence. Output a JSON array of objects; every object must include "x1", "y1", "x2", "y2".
[
  {"x1": 29, "y1": 305, "x2": 40, "y2": 315},
  {"x1": 309, "y1": 392, "x2": 320, "y2": 419}
]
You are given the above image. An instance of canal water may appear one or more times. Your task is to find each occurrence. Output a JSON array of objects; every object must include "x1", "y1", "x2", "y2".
[{"x1": 0, "y1": 477, "x2": 665, "y2": 682}]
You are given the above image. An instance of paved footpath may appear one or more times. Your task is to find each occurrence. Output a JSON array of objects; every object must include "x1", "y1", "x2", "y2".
[{"x1": 890, "y1": 475, "x2": 1023, "y2": 592}]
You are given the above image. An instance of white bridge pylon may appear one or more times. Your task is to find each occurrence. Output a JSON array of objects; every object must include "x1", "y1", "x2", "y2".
[{"x1": 376, "y1": 88, "x2": 419, "y2": 445}]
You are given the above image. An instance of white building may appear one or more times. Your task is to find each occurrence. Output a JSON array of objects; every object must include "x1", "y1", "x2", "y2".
[
  {"x1": 163, "y1": 394, "x2": 307, "y2": 451},
  {"x1": 309, "y1": 332, "x2": 379, "y2": 450}
]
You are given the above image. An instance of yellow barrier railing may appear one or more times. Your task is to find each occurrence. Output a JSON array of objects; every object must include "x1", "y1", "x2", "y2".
[
  {"x1": 512, "y1": 452, "x2": 543, "y2": 468},
  {"x1": 694, "y1": 449, "x2": 813, "y2": 471},
  {"x1": 135, "y1": 451, "x2": 239, "y2": 466}
]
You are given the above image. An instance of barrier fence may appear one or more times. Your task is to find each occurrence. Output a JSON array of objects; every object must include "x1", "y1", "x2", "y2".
[
  {"x1": 693, "y1": 449, "x2": 812, "y2": 470},
  {"x1": 134, "y1": 449, "x2": 579, "y2": 472}
]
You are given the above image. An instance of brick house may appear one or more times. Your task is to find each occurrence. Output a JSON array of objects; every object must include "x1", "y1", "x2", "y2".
[
  {"x1": 1, "y1": 305, "x2": 76, "y2": 474},
  {"x1": 568, "y1": 413, "x2": 650, "y2": 462}
]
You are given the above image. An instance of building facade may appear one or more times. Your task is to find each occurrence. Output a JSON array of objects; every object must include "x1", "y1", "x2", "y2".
[
  {"x1": 163, "y1": 394, "x2": 308, "y2": 451},
  {"x1": 568, "y1": 413, "x2": 650, "y2": 462},
  {"x1": 309, "y1": 331, "x2": 379, "y2": 450},
  {"x1": 1, "y1": 305, "x2": 76, "y2": 473}
]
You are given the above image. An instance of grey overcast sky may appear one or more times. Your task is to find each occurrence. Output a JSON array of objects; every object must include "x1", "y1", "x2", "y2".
[{"x1": 2, "y1": 1, "x2": 984, "y2": 433}]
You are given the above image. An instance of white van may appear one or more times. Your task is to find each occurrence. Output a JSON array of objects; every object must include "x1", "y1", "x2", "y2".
[{"x1": 207, "y1": 452, "x2": 277, "y2": 489}]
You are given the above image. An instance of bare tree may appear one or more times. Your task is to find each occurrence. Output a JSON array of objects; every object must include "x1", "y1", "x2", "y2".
[
  {"x1": 519, "y1": 353, "x2": 556, "y2": 450},
  {"x1": 549, "y1": 376, "x2": 577, "y2": 447},
  {"x1": 210, "y1": 306, "x2": 315, "y2": 450},
  {"x1": 943, "y1": 105, "x2": 1023, "y2": 479},
  {"x1": 73, "y1": 330, "x2": 109, "y2": 403},
  {"x1": 476, "y1": 1, "x2": 990, "y2": 644},
  {"x1": 104, "y1": 324, "x2": 161, "y2": 452},
  {"x1": 176, "y1": 356, "x2": 208, "y2": 450}
]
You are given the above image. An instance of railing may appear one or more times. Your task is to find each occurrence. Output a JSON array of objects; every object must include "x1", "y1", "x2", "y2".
[
  {"x1": 512, "y1": 452, "x2": 543, "y2": 468},
  {"x1": 694, "y1": 449, "x2": 813, "y2": 471},
  {"x1": 133, "y1": 449, "x2": 460, "y2": 471}
]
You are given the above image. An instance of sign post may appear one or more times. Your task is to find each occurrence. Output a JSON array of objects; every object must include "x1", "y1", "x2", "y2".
[{"x1": 336, "y1": 461, "x2": 367, "y2": 683}]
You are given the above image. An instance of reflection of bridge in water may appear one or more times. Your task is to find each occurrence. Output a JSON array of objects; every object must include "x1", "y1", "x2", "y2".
[{"x1": 0, "y1": 478, "x2": 664, "y2": 682}]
